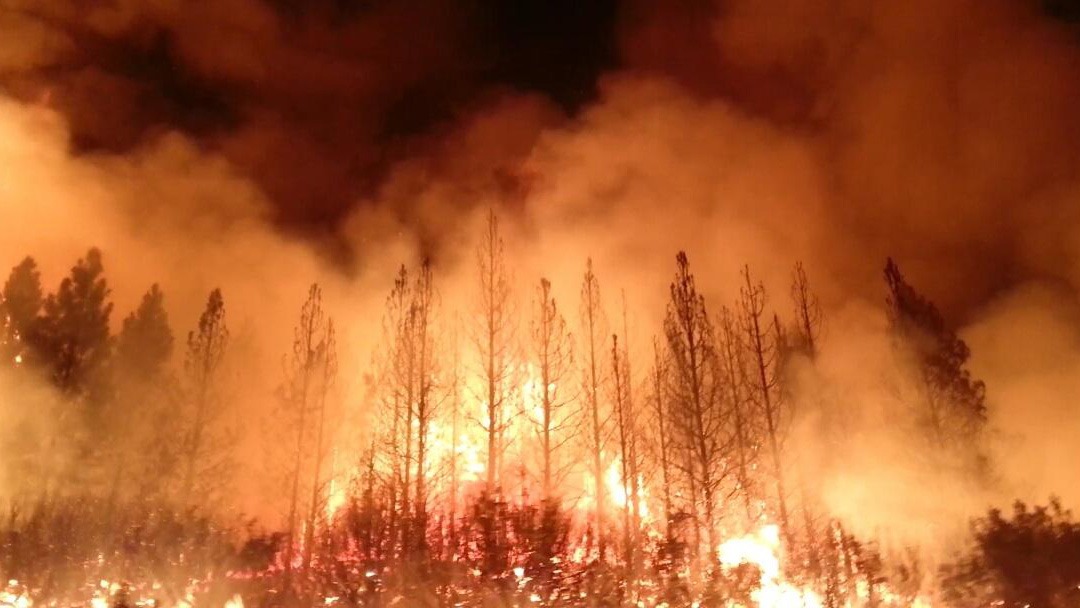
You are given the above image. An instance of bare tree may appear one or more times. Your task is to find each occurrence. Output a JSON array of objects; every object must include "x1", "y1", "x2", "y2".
[
  {"x1": 790, "y1": 262, "x2": 823, "y2": 357},
  {"x1": 181, "y1": 288, "x2": 231, "y2": 506},
  {"x1": 374, "y1": 266, "x2": 412, "y2": 554},
  {"x1": 610, "y1": 331, "x2": 642, "y2": 581},
  {"x1": 301, "y1": 320, "x2": 338, "y2": 575},
  {"x1": 739, "y1": 266, "x2": 792, "y2": 544},
  {"x1": 578, "y1": 258, "x2": 609, "y2": 556},
  {"x1": 472, "y1": 209, "x2": 517, "y2": 495},
  {"x1": 409, "y1": 260, "x2": 440, "y2": 555},
  {"x1": 717, "y1": 305, "x2": 760, "y2": 526},
  {"x1": 648, "y1": 338, "x2": 674, "y2": 538},
  {"x1": 664, "y1": 252, "x2": 730, "y2": 564},
  {"x1": 529, "y1": 277, "x2": 576, "y2": 501},
  {"x1": 280, "y1": 283, "x2": 336, "y2": 592},
  {"x1": 787, "y1": 262, "x2": 826, "y2": 572}
]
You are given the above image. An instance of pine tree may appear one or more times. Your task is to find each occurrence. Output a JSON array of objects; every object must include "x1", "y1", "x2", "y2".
[
  {"x1": 181, "y1": 288, "x2": 231, "y2": 506},
  {"x1": 717, "y1": 306, "x2": 759, "y2": 526},
  {"x1": 1, "y1": 257, "x2": 43, "y2": 367},
  {"x1": 115, "y1": 284, "x2": 173, "y2": 380},
  {"x1": 884, "y1": 258, "x2": 986, "y2": 448},
  {"x1": 529, "y1": 277, "x2": 575, "y2": 501},
  {"x1": 409, "y1": 260, "x2": 439, "y2": 557},
  {"x1": 280, "y1": 283, "x2": 336, "y2": 593},
  {"x1": 377, "y1": 266, "x2": 412, "y2": 551},
  {"x1": 648, "y1": 338, "x2": 674, "y2": 538},
  {"x1": 110, "y1": 284, "x2": 175, "y2": 501},
  {"x1": 790, "y1": 262, "x2": 823, "y2": 357},
  {"x1": 739, "y1": 266, "x2": 792, "y2": 545},
  {"x1": 578, "y1": 258, "x2": 609, "y2": 558},
  {"x1": 38, "y1": 248, "x2": 113, "y2": 400},
  {"x1": 664, "y1": 252, "x2": 730, "y2": 566},
  {"x1": 472, "y1": 209, "x2": 516, "y2": 496}
]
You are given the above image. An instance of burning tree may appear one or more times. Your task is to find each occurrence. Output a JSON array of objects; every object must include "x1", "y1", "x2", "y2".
[
  {"x1": 578, "y1": 258, "x2": 610, "y2": 558},
  {"x1": 377, "y1": 260, "x2": 442, "y2": 559},
  {"x1": 528, "y1": 277, "x2": 576, "y2": 502},
  {"x1": 277, "y1": 283, "x2": 338, "y2": 596},
  {"x1": 663, "y1": 251, "x2": 732, "y2": 574},
  {"x1": 472, "y1": 209, "x2": 518, "y2": 496},
  {"x1": 610, "y1": 294, "x2": 644, "y2": 585},
  {"x1": 739, "y1": 266, "x2": 793, "y2": 545}
]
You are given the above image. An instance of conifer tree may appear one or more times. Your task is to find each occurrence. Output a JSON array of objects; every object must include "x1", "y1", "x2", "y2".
[
  {"x1": 664, "y1": 252, "x2": 730, "y2": 565},
  {"x1": 38, "y1": 248, "x2": 113, "y2": 400},
  {"x1": 1, "y1": 257, "x2": 43, "y2": 367},
  {"x1": 739, "y1": 266, "x2": 792, "y2": 544},
  {"x1": 472, "y1": 209, "x2": 516, "y2": 495},
  {"x1": 884, "y1": 259, "x2": 986, "y2": 447},
  {"x1": 280, "y1": 283, "x2": 336, "y2": 593},
  {"x1": 529, "y1": 277, "x2": 575, "y2": 501},
  {"x1": 579, "y1": 258, "x2": 609, "y2": 557},
  {"x1": 110, "y1": 284, "x2": 175, "y2": 500},
  {"x1": 181, "y1": 288, "x2": 231, "y2": 506}
]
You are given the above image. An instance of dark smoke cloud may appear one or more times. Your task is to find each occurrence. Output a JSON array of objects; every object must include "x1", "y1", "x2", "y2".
[{"x1": 0, "y1": 0, "x2": 619, "y2": 238}]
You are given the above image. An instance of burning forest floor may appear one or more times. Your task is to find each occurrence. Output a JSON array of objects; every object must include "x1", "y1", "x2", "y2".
[{"x1": 1, "y1": 492, "x2": 1077, "y2": 608}]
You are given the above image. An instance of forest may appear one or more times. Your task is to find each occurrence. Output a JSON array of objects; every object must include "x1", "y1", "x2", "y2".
[{"x1": 0, "y1": 209, "x2": 1077, "y2": 608}]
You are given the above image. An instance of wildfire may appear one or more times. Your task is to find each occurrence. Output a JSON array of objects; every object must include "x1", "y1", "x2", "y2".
[
  {"x1": 718, "y1": 525, "x2": 823, "y2": 608},
  {"x1": 604, "y1": 458, "x2": 651, "y2": 521}
]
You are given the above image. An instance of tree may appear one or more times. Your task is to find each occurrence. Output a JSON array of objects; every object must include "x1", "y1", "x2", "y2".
[
  {"x1": 280, "y1": 283, "x2": 337, "y2": 593},
  {"x1": 578, "y1": 258, "x2": 609, "y2": 557},
  {"x1": 529, "y1": 277, "x2": 576, "y2": 502},
  {"x1": 884, "y1": 258, "x2": 986, "y2": 449},
  {"x1": 790, "y1": 262, "x2": 823, "y2": 358},
  {"x1": 739, "y1": 266, "x2": 792, "y2": 544},
  {"x1": 941, "y1": 499, "x2": 1080, "y2": 608},
  {"x1": 408, "y1": 260, "x2": 439, "y2": 556},
  {"x1": 109, "y1": 284, "x2": 175, "y2": 502},
  {"x1": 664, "y1": 252, "x2": 730, "y2": 565},
  {"x1": 37, "y1": 248, "x2": 113, "y2": 400},
  {"x1": 648, "y1": 338, "x2": 674, "y2": 537},
  {"x1": 717, "y1": 306, "x2": 759, "y2": 526},
  {"x1": 180, "y1": 288, "x2": 231, "y2": 506},
  {"x1": 472, "y1": 209, "x2": 517, "y2": 495},
  {"x1": 301, "y1": 319, "x2": 337, "y2": 576},
  {"x1": 115, "y1": 284, "x2": 173, "y2": 380},
  {"x1": 610, "y1": 330, "x2": 642, "y2": 577},
  {"x1": 376, "y1": 266, "x2": 412, "y2": 551},
  {"x1": 1, "y1": 257, "x2": 43, "y2": 366}
]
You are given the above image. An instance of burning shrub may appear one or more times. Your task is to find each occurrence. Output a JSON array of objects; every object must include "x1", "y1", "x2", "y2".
[
  {"x1": 941, "y1": 498, "x2": 1080, "y2": 608},
  {"x1": 0, "y1": 495, "x2": 244, "y2": 607}
]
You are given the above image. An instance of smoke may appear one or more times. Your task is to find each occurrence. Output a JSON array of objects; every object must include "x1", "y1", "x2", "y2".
[{"x1": 0, "y1": 0, "x2": 1079, "y2": 550}]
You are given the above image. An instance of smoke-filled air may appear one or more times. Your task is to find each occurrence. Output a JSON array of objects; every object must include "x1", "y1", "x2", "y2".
[{"x1": 1, "y1": 0, "x2": 1080, "y2": 606}]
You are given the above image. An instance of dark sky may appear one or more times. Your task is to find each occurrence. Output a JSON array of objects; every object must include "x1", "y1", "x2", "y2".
[{"x1": 0, "y1": 0, "x2": 620, "y2": 235}]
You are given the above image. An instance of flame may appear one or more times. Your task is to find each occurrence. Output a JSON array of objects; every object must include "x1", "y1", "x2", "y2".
[
  {"x1": 718, "y1": 525, "x2": 823, "y2": 608},
  {"x1": 325, "y1": 449, "x2": 347, "y2": 520}
]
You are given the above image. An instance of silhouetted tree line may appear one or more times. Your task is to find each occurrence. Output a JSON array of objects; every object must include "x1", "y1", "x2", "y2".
[{"x1": 0, "y1": 215, "x2": 1068, "y2": 608}]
